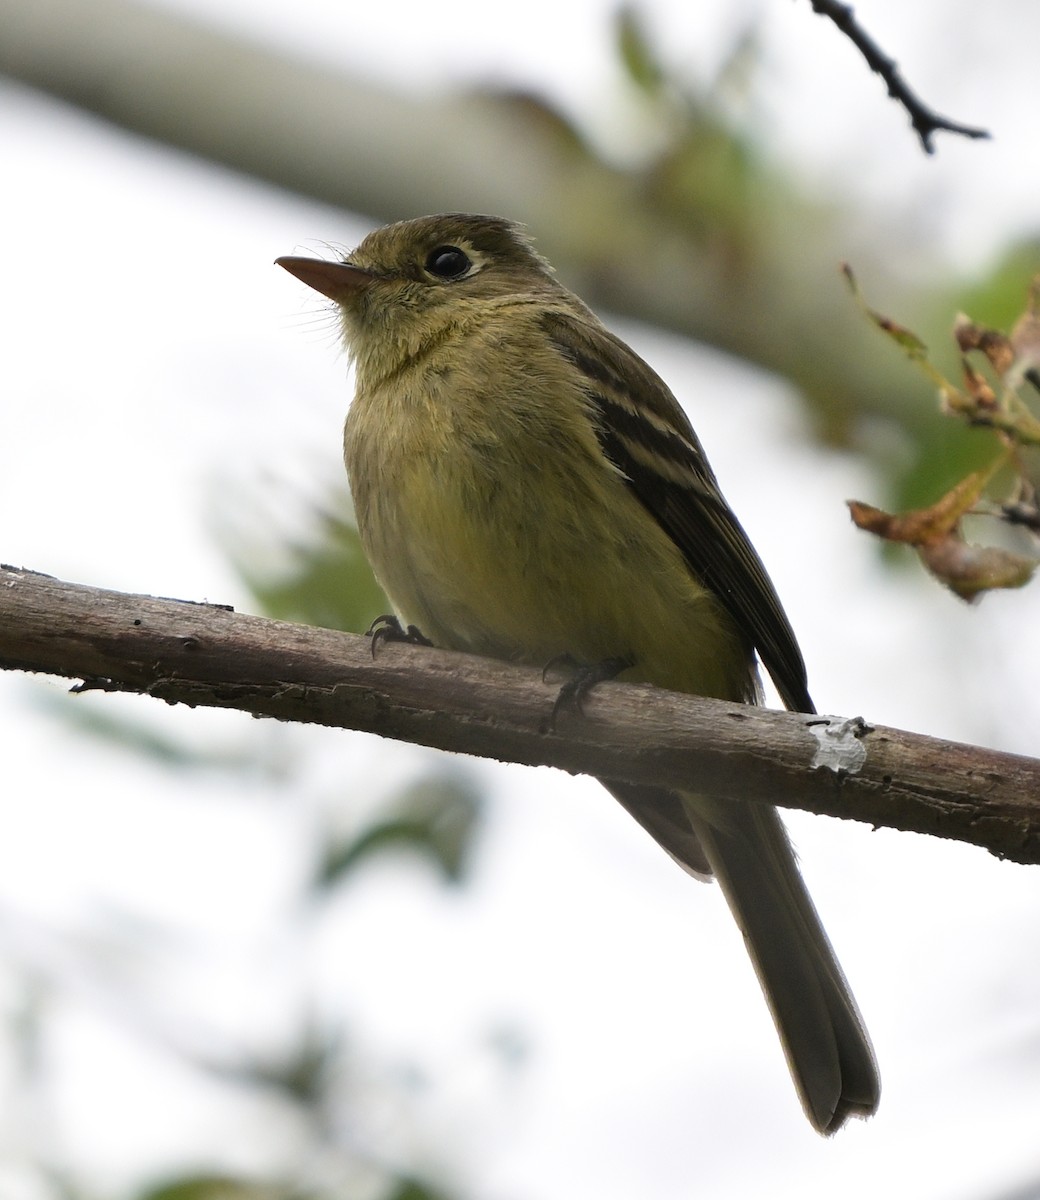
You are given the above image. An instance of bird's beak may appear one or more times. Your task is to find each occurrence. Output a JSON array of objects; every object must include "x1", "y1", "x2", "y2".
[{"x1": 275, "y1": 256, "x2": 377, "y2": 302}]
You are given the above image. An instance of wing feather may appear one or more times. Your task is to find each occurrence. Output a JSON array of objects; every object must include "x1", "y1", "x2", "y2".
[{"x1": 542, "y1": 309, "x2": 814, "y2": 714}]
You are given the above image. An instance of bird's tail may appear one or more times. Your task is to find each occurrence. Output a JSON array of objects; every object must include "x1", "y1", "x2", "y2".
[{"x1": 608, "y1": 781, "x2": 879, "y2": 1133}]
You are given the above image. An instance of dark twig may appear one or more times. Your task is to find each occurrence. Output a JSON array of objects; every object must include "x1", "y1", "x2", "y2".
[{"x1": 810, "y1": 0, "x2": 991, "y2": 154}]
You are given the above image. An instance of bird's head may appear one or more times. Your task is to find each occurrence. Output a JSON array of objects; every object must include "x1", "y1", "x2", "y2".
[{"x1": 277, "y1": 213, "x2": 564, "y2": 372}]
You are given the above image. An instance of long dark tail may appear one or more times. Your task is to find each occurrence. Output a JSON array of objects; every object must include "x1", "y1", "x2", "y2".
[{"x1": 607, "y1": 781, "x2": 879, "y2": 1133}]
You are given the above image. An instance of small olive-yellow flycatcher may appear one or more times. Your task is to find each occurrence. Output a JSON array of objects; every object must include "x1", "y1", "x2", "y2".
[{"x1": 277, "y1": 214, "x2": 879, "y2": 1133}]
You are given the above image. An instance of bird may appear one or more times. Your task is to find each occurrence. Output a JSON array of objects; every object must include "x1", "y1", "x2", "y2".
[{"x1": 276, "y1": 213, "x2": 879, "y2": 1133}]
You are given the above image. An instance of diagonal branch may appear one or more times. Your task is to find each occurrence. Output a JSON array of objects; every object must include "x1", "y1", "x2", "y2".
[
  {"x1": 810, "y1": 0, "x2": 991, "y2": 154},
  {"x1": 2, "y1": 563, "x2": 1038, "y2": 864}
]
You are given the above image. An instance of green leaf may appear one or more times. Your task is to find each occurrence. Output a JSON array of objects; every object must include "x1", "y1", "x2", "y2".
[
  {"x1": 316, "y1": 772, "x2": 483, "y2": 889},
  {"x1": 616, "y1": 5, "x2": 665, "y2": 95},
  {"x1": 384, "y1": 1178, "x2": 455, "y2": 1200},
  {"x1": 216, "y1": 1017, "x2": 341, "y2": 1107},
  {"x1": 241, "y1": 507, "x2": 387, "y2": 635},
  {"x1": 32, "y1": 692, "x2": 260, "y2": 774},
  {"x1": 136, "y1": 1176, "x2": 293, "y2": 1200}
]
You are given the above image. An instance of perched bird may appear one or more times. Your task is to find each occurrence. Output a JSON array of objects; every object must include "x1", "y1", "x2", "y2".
[{"x1": 277, "y1": 214, "x2": 879, "y2": 1133}]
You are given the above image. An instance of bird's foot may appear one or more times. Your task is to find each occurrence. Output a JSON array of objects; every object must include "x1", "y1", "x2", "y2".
[
  {"x1": 366, "y1": 614, "x2": 434, "y2": 658},
  {"x1": 545, "y1": 654, "x2": 633, "y2": 728}
]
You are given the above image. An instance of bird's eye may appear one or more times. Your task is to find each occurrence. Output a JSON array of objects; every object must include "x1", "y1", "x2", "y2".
[{"x1": 425, "y1": 245, "x2": 472, "y2": 279}]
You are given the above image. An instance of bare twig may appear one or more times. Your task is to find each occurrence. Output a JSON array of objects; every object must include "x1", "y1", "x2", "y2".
[
  {"x1": 810, "y1": 0, "x2": 991, "y2": 154},
  {"x1": 2, "y1": 565, "x2": 1040, "y2": 864}
]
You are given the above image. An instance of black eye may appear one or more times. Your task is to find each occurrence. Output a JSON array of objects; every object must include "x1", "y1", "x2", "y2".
[{"x1": 425, "y1": 245, "x2": 472, "y2": 279}]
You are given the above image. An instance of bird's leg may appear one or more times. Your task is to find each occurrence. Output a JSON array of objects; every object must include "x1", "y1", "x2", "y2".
[
  {"x1": 366, "y1": 614, "x2": 434, "y2": 658},
  {"x1": 547, "y1": 654, "x2": 633, "y2": 727}
]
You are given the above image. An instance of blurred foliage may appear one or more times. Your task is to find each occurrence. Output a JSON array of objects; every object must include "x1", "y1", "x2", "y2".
[
  {"x1": 134, "y1": 1174, "x2": 453, "y2": 1200},
  {"x1": 137, "y1": 1179, "x2": 296, "y2": 1200},
  {"x1": 32, "y1": 692, "x2": 276, "y2": 776},
  {"x1": 5, "y1": 0, "x2": 1037, "y2": 516},
  {"x1": 616, "y1": 5, "x2": 666, "y2": 95},
  {"x1": 619, "y1": 9, "x2": 764, "y2": 244},
  {"x1": 383, "y1": 1180, "x2": 456, "y2": 1200},
  {"x1": 315, "y1": 771, "x2": 483, "y2": 890},
  {"x1": 236, "y1": 502, "x2": 387, "y2": 636},
  {"x1": 206, "y1": 1016, "x2": 344, "y2": 1109},
  {"x1": 956, "y1": 238, "x2": 1040, "y2": 331}
]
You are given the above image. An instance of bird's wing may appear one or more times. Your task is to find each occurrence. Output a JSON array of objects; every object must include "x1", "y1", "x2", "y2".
[{"x1": 541, "y1": 309, "x2": 814, "y2": 715}]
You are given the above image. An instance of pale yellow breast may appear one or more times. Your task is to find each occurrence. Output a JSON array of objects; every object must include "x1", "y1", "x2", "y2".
[{"x1": 343, "y1": 312, "x2": 755, "y2": 704}]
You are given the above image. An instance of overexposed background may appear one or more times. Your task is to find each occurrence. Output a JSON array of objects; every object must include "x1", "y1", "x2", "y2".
[{"x1": 3, "y1": 2, "x2": 1040, "y2": 1198}]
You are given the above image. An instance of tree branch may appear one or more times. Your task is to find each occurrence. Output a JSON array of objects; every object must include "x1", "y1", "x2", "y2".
[
  {"x1": 3, "y1": 564, "x2": 1038, "y2": 864},
  {"x1": 810, "y1": 0, "x2": 991, "y2": 154}
]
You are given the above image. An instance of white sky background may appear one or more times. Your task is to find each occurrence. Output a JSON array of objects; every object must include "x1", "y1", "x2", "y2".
[{"x1": 3, "y1": 2, "x2": 1040, "y2": 1198}]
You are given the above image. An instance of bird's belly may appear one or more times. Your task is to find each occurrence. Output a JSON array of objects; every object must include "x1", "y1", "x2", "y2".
[{"x1": 356, "y1": 443, "x2": 753, "y2": 703}]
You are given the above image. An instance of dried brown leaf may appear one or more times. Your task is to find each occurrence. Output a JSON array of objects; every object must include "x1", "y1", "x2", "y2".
[
  {"x1": 918, "y1": 535, "x2": 1036, "y2": 602},
  {"x1": 953, "y1": 313, "x2": 1015, "y2": 376},
  {"x1": 847, "y1": 469, "x2": 991, "y2": 546},
  {"x1": 960, "y1": 357, "x2": 998, "y2": 411},
  {"x1": 1010, "y1": 305, "x2": 1040, "y2": 385}
]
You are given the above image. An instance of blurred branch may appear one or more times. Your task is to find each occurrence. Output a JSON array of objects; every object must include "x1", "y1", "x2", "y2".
[
  {"x1": 0, "y1": 0, "x2": 939, "y2": 446},
  {"x1": 3, "y1": 564, "x2": 1040, "y2": 864},
  {"x1": 809, "y1": 0, "x2": 990, "y2": 153}
]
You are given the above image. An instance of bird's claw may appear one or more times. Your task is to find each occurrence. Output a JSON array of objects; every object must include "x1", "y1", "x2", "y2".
[
  {"x1": 366, "y1": 614, "x2": 433, "y2": 658},
  {"x1": 547, "y1": 655, "x2": 632, "y2": 729}
]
